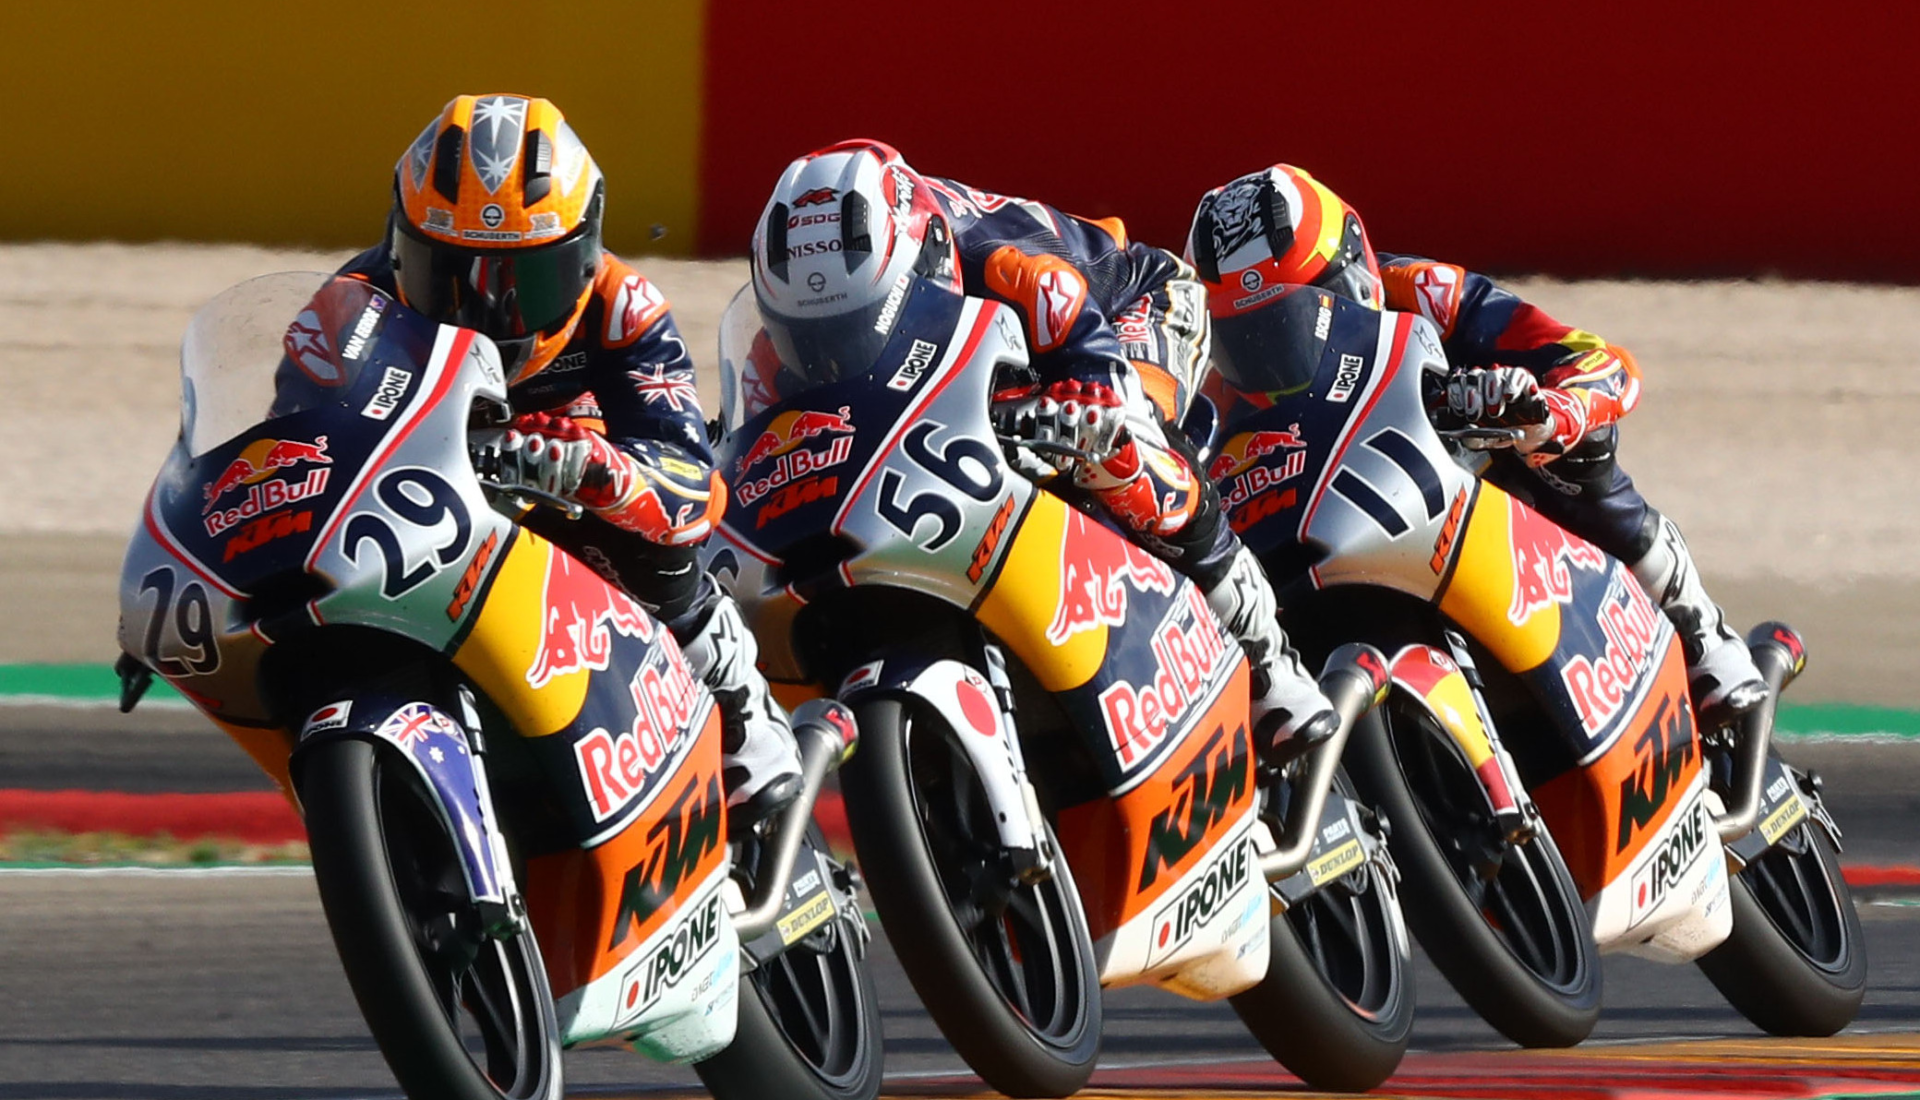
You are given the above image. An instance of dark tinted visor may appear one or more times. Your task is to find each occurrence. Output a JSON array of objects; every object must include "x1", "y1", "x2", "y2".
[
  {"x1": 391, "y1": 199, "x2": 601, "y2": 341},
  {"x1": 1211, "y1": 284, "x2": 1333, "y2": 394},
  {"x1": 761, "y1": 272, "x2": 930, "y2": 385}
]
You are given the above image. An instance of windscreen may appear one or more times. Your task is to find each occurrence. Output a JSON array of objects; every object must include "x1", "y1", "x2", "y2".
[{"x1": 179, "y1": 274, "x2": 439, "y2": 456}]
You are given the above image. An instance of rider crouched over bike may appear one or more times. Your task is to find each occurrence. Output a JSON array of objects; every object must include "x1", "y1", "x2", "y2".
[
  {"x1": 341, "y1": 93, "x2": 802, "y2": 820},
  {"x1": 748, "y1": 139, "x2": 1337, "y2": 760},
  {"x1": 1185, "y1": 164, "x2": 1767, "y2": 725}
]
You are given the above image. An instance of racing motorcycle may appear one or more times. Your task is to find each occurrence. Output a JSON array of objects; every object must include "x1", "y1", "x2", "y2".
[
  {"x1": 702, "y1": 279, "x2": 1416, "y2": 1096},
  {"x1": 1197, "y1": 283, "x2": 1866, "y2": 1046},
  {"x1": 114, "y1": 273, "x2": 885, "y2": 1100}
]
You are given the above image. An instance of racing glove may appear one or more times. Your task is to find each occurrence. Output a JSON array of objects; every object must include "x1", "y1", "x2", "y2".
[
  {"x1": 991, "y1": 377, "x2": 1130, "y2": 473},
  {"x1": 1445, "y1": 366, "x2": 1588, "y2": 466},
  {"x1": 491, "y1": 412, "x2": 637, "y2": 508}
]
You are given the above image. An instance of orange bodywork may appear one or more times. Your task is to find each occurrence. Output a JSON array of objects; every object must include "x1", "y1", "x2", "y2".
[
  {"x1": 1532, "y1": 648, "x2": 1698, "y2": 898},
  {"x1": 524, "y1": 708, "x2": 725, "y2": 997},
  {"x1": 1054, "y1": 679, "x2": 1253, "y2": 942}
]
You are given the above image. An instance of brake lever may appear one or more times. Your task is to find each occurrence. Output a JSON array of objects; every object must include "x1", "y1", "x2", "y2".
[
  {"x1": 1437, "y1": 425, "x2": 1526, "y2": 450},
  {"x1": 995, "y1": 435, "x2": 1092, "y2": 462},
  {"x1": 475, "y1": 477, "x2": 585, "y2": 520}
]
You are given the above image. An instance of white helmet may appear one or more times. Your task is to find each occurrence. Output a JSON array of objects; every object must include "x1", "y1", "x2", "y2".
[{"x1": 750, "y1": 139, "x2": 960, "y2": 381}]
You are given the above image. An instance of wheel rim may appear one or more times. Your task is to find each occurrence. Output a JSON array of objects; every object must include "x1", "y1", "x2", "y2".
[
  {"x1": 1284, "y1": 862, "x2": 1406, "y2": 1020},
  {"x1": 1384, "y1": 701, "x2": 1592, "y2": 995},
  {"x1": 901, "y1": 709, "x2": 1094, "y2": 1051},
  {"x1": 1742, "y1": 823, "x2": 1851, "y2": 973},
  {"x1": 375, "y1": 757, "x2": 553, "y2": 1100},
  {"x1": 753, "y1": 919, "x2": 875, "y2": 1089}
]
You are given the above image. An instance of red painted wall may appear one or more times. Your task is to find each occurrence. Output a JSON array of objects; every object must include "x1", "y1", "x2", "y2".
[{"x1": 700, "y1": 2, "x2": 1919, "y2": 279}]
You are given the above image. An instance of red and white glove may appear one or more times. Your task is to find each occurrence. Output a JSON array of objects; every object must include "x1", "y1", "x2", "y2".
[
  {"x1": 1445, "y1": 367, "x2": 1588, "y2": 465},
  {"x1": 991, "y1": 377, "x2": 1130, "y2": 474},
  {"x1": 493, "y1": 412, "x2": 636, "y2": 510}
]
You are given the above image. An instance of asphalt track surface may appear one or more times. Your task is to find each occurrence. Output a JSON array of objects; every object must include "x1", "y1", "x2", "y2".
[{"x1": 0, "y1": 708, "x2": 1916, "y2": 1099}]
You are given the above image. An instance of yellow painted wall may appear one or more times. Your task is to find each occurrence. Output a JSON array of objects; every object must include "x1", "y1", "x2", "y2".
[{"x1": 1, "y1": 0, "x2": 705, "y2": 255}]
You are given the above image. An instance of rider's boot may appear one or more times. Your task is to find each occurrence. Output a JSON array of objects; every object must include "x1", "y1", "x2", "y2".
[
  {"x1": 1629, "y1": 513, "x2": 1768, "y2": 727},
  {"x1": 676, "y1": 594, "x2": 804, "y2": 826},
  {"x1": 1205, "y1": 544, "x2": 1339, "y2": 765}
]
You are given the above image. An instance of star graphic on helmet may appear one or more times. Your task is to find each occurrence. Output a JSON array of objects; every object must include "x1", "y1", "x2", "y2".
[
  {"x1": 470, "y1": 96, "x2": 525, "y2": 142},
  {"x1": 473, "y1": 148, "x2": 515, "y2": 194}
]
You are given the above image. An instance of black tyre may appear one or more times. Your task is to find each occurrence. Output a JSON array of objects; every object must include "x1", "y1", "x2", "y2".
[
  {"x1": 842, "y1": 697, "x2": 1101, "y2": 1098},
  {"x1": 300, "y1": 737, "x2": 562, "y2": 1100},
  {"x1": 1345, "y1": 693, "x2": 1601, "y2": 1048},
  {"x1": 696, "y1": 837, "x2": 885, "y2": 1100},
  {"x1": 1697, "y1": 816, "x2": 1866, "y2": 1035},
  {"x1": 1230, "y1": 770, "x2": 1415, "y2": 1092}
]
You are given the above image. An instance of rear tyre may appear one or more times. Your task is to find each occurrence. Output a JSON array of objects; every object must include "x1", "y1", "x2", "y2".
[
  {"x1": 1230, "y1": 771, "x2": 1414, "y2": 1091},
  {"x1": 301, "y1": 737, "x2": 562, "y2": 1100},
  {"x1": 1345, "y1": 694, "x2": 1601, "y2": 1048},
  {"x1": 695, "y1": 879, "x2": 884, "y2": 1100},
  {"x1": 843, "y1": 697, "x2": 1101, "y2": 1098},
  {"x1": 1697, "y1": 816, "x2": 1866, "y2": 1036}
]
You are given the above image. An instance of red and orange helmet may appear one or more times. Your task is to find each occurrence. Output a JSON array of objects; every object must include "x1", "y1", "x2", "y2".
[
  {"x1": 1186, "y1": 164, "x2": 1381, "y2": 316},
  {"x1": 391, "y1": 94, "x2": 605, "y2": 383}
]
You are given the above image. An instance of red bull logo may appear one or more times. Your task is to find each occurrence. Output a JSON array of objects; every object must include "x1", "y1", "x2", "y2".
[
  {"x1": 1046, "y1": 509, "x2": 1177, "y2": 645},
  {"x1": 1562, "y1": 574, "x2": 1664, "y2": 735},
  {"x1": 1099, "y1": 586, "x2": 1230, "y2": 767},
  {"x1": 1507, "y1": 494, "x2": 1607, "y2": 626},
  {"x1": 202, "y1": 436, "x2": 333, "y2": 514},
  {"x1": 735, "y1": 406, "x2": 856, "y2": 477},
  {"x1": 1208, "y1": 426, "x2": 1308, "y2": 481},
  {"x1": 574, "y1": 648, "x2": 703, "y2": 821},
  {"x1": 526, "y1": 550, "x2": 657, "y2": 689}
]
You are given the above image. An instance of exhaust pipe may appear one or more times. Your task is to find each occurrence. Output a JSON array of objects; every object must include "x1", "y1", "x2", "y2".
[
  {"x1": 1261, "y1": 643, "x2": 1391, "y2": 881},
  {"x1": 1714, "y1": 622, "x2": 1807, "y2": 842},
  {"x1": 730, "y1": 699, "x2": 859, "y2": 941}
]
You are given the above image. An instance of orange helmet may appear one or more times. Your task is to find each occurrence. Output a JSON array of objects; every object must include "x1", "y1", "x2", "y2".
[
  {"x1": 1186, "y1": 164, "x2": 1382, "y2": 315},
  {"x1": 391, "y1": 94, "x2": 606, "y2": 382}
]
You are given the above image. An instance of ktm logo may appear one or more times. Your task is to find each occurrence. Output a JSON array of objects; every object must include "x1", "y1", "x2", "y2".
[
  {"x1": 1615, "y1": 695, "x2": 1696, "y2": 853},
  {"x1": 609, "y1": 773, "x2": 724, "y2": 950},
  {"x1": 1137, "y1": 724, "x2": 1252, "y2": 892}
]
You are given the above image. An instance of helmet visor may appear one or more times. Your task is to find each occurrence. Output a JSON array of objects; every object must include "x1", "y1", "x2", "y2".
[
  {"x1": 391, "y1": 209, "x2": 600, "y2": 341},
  {"x1": 1210, "y1": 284, "x2": 1334, "y2": 394}
]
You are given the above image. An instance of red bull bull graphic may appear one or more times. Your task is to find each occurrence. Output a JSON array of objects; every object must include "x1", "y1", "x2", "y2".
[
  {"x1": 1507, "y1": 494, "x2": 1606, "y2": 626},
  {"x1": 201, "y1": 435, "x2": 335, "y2": 537},
  {"x1": 734, "y1": 406, "x2": 858, "y2": 507},
  {"x1": 527, "y1": 550, "x2": 657, "y2": 689},
  {"x1": 736, "y1": 406, "x2": 855, "y2": 474},
  {"x1": 1047, "y1": 508, "x2": 1177, "y2": 645},
  {"x1": 1208, "y1": 425, "x2": 1308, "y2": 481},
  {"x1": 1099, "y1": 586, "x2": 1231, "y2": 768},
  {"x1": 203, "y1": 436, "x2": 332, "y2": 512}
]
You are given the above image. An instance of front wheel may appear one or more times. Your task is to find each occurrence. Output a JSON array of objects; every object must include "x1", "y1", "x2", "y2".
[
  {"x1": 1344, "y1": 694, "x2": 1601, "y2": 1048},
  {"x1": 1697, "y1": 814, "x2": 1867, "y2": 1035},
  {"x1": 300, "y1": 737, "x2": 562, "y2": 1100},
  {"x1": 1230, "y1": 771, "x2": 1414, "y2": 1091},
  {"x1": 842, "y1": 697, "x2": 1101, "y2": 1098}
]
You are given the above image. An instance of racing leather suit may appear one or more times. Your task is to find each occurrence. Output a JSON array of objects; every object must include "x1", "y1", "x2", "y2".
[
  {"x1": 337, "y1": 244, "x2": 801, "y2": 808},
  {"x1": 1380, "y1": 254, "x2": 1764, "y2": 717},
  {"x1": 928, "y1": 180, "x2": 1335, "y2": 750}
]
